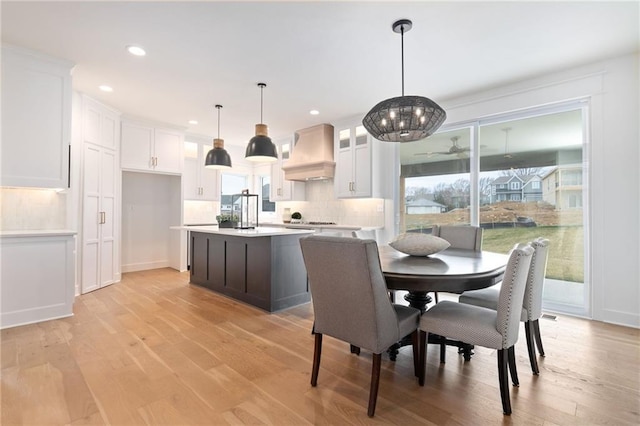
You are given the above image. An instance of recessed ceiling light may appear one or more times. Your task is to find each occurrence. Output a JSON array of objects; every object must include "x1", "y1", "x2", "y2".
[
  {"x1": 188, "y1": 120, "x2": 198, "y2": 125},
  {"x1": 127, "y1": 45, "x2": 146, "y2": 56},
  {"x1": 310, "y1": 109, "x2": 320, "y2": 115},
  {"x1": 99, "y1": 85, "x2": 113, "y2": 92}
]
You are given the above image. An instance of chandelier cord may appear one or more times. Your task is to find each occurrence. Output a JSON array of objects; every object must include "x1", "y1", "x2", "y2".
[{"x1": 401, "y1": 24, "x2": 405, "y2": 97}]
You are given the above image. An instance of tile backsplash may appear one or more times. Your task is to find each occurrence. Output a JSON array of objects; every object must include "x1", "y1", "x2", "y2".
[
  {"x1": 183, "y1": 200, "x2": 219, "y2": 224},
  {"x1": 0, "y1": 187, "x2": 67, "y2": 230},
  {"x1": 278, "y1": 180, "x2": 385, "y2": 227}
]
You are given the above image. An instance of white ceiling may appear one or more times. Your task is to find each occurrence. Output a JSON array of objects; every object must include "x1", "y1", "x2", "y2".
[{"x1": 2, "y1": 1, "x2": 638, "y2": 148}]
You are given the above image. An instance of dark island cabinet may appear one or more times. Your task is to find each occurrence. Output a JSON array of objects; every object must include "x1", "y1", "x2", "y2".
[{"x1": 189, "y1": 231, "x2": 310, "y2": 312}]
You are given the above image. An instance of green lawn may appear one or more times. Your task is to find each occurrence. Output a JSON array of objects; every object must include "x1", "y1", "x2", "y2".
[{"x1": 482, "y1": 226, "x2": 584, "y2": 283}]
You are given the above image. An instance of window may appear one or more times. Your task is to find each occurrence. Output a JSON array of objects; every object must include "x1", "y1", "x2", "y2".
[
  {"x1": 259, "y1": 175, "x2": 275, "y2": 213},
  {"x1": 400, "y1": 102, "x2": 589, "y2": 316},
  {"x1": 400, "y1": 128, "x2": 471, "y2": 233},
  {"x1": 220, "y1": 173, "x2": 248, "y2": 215}
]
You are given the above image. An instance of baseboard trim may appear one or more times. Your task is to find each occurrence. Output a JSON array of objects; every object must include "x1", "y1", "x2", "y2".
[{"x1": 121, "y1": 260, "x2": 170, "y2": 273}]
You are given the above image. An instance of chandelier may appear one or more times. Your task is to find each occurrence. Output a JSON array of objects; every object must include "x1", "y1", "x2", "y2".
[{"x1": 362, "y1": 19, "x2": 446, "y2": 143}]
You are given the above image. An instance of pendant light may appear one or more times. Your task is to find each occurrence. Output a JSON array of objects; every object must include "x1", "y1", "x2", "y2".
[
  {"x1": 245, "y1": 82, "x2": 278, "y2": 162},
  {"x1": 204, "y1": 104, "x2": 232, "y2": 169},
  {"x1": 362, "y1": 19, "x2": 446, "y2": 143}
]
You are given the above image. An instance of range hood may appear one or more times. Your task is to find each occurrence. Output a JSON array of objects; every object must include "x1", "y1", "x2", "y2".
[{"x1": 282, "y1": 123, "x2": 335, "y2": 181}]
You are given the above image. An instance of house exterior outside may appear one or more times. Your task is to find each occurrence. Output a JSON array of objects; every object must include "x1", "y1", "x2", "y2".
[
  {"x1": 490, "y1": 174, "x2": 543, "y2": 203},
  {"x1": 405, "y1": 197, "x2": 447, "y2": 214},
  {"x1": 542, "y1": 165, "x2": 583, "y2": 209}
]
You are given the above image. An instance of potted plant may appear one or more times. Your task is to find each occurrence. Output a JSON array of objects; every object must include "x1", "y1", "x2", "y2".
[
  {"x1": 291, "y1": 211, "x2": 302, "y2": 224},
  {"x1": 216, "y1": 214, "x2": 238, "y2": 228}
]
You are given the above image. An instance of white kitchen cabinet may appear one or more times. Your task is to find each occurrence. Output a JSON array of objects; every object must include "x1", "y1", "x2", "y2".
[
  {"x1": 183, "y1": 140, "x2": 220, "y2": 201},
  {"x1": 271, "y1": 136, "x2": 305, "y2": 201},
  {"x1": 80, "y1": 96, "x2": 121, "y2": 294},
  {"x1": 82, "y1": 96, "x2": 119, "y2": 150},
  {"x1": 334, "y1": 122, "x2": 394, "y2": 199},
  {"x1": 1, "y1": 231, "x2": 76, "y2": 329},
  {"x1": 121, "y1": 120, "x2": 183, "y2": 174},
  {"x1": 1, "y1": 45, "x2": 73, "y2": 188}
]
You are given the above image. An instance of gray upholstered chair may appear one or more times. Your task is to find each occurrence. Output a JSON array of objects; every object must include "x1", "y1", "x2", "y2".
[
  {"x1": 418, "y1": 243, "x2": 534, "y2": 415},
  {"x1": 352, "y1": 229, "x2": 377, "y2": 241},
  {"x1": 299, "y1": 235, "x2": 420, "y2": 417},
  {"x1": 431, "y1": 224, "x2": 483, "y2": 251},
  {"x1": 459, "y1": 238, "x2": 550, "y2": 374},
  {"x1": 430, "y1": 225, "x2": 483, "y2": 308}
]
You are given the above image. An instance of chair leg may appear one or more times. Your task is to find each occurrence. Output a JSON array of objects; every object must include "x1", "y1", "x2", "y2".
[
  {"x1": 434, "y1": 292, "x2": 439, "y2": 303},
  {"x1": 389, "y1": 290, "x2": 395, "y2": 303},
  {"x1": 440, "y1": 341, "x2": 446, "y2": 363},
  {"x1": 411, "y1": 330, "x2": 419, "y2": 377},
  {"x1": 507, "y1": 346, "x2": 519, "y2": 386},
  {"x1": 350, "y1": 344, "x2": 361, "y2": 355},
  {"x1": 418, "y1": 330, "x2": 427, "y2": 386},
  {"x1": 368, "y1": 353, "x2": 382, "y2": 417},
  {"x1": 497, "y1": 348, "x2": 512, "y2": 415},
  {"x1": 524, "y1": 321, "x2": 540, "y2": 375},
  {"x1": 311, "y1": 333, "x2": 322, "y2": 387},
  {"x1": 533, "y1": 319, "x2": 545, "y2": 356}
]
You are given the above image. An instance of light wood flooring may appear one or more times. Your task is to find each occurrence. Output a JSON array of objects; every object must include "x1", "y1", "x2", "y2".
[{"x1": 2, "y1": 268, "x2": 639, "y2": 425}]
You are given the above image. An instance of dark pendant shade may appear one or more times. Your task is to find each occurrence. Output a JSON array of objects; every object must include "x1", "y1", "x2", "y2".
[
  {"x1": 362, "y1": 95, "x2": 446, "y2": 142},
  {"x1": 363, "y1": 19, "x2": 446, "y2": 143},
  {"x1": 245, "y1": 83, "x2": 278, "y2": 162},
  {"x1": 204, "y1": 105, "x2": 232, "y2": 169},
  {"x1": 205, "y1": 138, "x2": 232, "y2": 169},
  {"x1": 245, "y1": 133, "x2": 278, "y2": 162}
]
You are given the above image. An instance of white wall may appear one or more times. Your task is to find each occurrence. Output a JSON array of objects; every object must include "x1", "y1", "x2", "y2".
[
  {"x1": 423, "y1": 53, "x2": 639, "y2": 327},
  {"x1": 121, "y1": 172, "x2": 181, "y2": 272}
]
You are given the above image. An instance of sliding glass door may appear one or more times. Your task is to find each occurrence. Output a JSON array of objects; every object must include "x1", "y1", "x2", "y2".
[{"x1": 399, "y1": 102, "x2": 589, "y2": 315}]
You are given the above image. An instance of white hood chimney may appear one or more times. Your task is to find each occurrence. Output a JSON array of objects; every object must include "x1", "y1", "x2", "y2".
[{"x1": 282, "y1": 123, "x2": 335, "y2": 181}]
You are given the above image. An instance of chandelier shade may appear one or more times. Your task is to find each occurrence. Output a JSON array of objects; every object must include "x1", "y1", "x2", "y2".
[
  {"x1": 205, "y1": 104, "x2": 232, "y2": 169},
  {"x1": 362, "y1": 95, "x2": 446, "y2": 142},
  {"x1": 362, "y1": 19, "x2": 446, "y2": 143},
  {"x1": 245, "y1": 83, "x2": 278, "y2": 162}
]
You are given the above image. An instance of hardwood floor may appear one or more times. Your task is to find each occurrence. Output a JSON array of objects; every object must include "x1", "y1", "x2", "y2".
[{"x1": 2, "y1": 268, "x2": 639, "y2": 425}]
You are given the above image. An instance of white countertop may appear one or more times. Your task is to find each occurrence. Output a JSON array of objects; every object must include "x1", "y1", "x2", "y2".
[
  {"x1": 261, "y1": 222, "x2": 363, "y2": 231},
  {"x1": 0, "y1": 229, "x2": 77, "y2": 238},
  {"x1": 171, "y1": 225, "x2": 315, "y2": 237}
]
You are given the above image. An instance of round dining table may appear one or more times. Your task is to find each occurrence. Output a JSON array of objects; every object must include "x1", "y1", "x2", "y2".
[
  {"x1": 378, "y1": 245, "x2": 509, "y2": 360},
  {"x1": 379, "y1": 245, "x2": 509, "y2": 313}
]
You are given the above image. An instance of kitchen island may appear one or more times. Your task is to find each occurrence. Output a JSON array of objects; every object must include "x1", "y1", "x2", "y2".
[{"x1": 176, "y1": 226, "x2": 314, "y2": 312}]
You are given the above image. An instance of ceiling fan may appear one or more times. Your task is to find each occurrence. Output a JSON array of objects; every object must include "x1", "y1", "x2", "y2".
[{"x1": 414, "y1": 136, "x2": 470, "y2": 158}]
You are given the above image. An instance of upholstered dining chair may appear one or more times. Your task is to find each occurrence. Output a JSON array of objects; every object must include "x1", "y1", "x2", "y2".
[
  {"x1": 430, "y1": 225, "x2": 483, "y2": 304},
  {"x1": 459, "y1": 238, "x2": 550, "y2": 375},
  {"x1": 299, "y1": 235, "x2": 421, "y2": 417},
  {"x1": 418, "y1": 243, "x2": 534, "y2": 415},
  {"x1": 431, "y1": 225, "x2": 483, "y2": 251},
  {"x1": 352, "y1": 229, "x2": 377, "y2": 241}
]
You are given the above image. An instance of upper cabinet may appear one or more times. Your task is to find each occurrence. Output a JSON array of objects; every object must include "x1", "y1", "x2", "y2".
[
  {"x1": 82, "y1": 96, "x2": 119, "y2": 151},
  {"x1": 334, "y1": 122, "x2": 395, "y2": 199},
  {"x1": 271, "y1": 136, "x2": 305, "y2": 202},
  {"x1": 1, "y1": 45, "x2": 73, "y2": 188},
  {"x1": 183, "y1": 140, "x2": 220, "y2": 201},
  {"x1": 121, "y1": 119, "x2": 183, "y2": 174}
]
